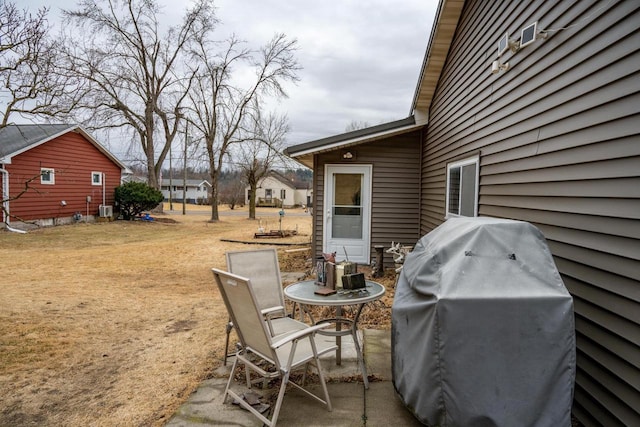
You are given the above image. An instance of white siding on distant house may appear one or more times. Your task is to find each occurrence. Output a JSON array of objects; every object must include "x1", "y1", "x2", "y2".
[
  {"x1": 248, "y1": 175, "x2": 301, "y2": 207},
  {"x1": 160, "y1": 179, "x2": 210, "y2": 203}
]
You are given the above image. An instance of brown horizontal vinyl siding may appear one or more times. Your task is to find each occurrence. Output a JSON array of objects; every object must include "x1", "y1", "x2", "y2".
[
  {"x1": 8, "y1": 132, "x2": 122, "y2": 221},
  {"x1": 420, "y1": 0, "x2": 640, "y2": 425},
  {"x1": 313, "y1": 131, "x2": 422, "y2": 265},
  {"x1": 311, "y1": 154, "x2": 324, "y2": 260}
]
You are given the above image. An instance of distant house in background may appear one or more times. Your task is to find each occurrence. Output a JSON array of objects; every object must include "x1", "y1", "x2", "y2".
[
  {"x1": 160, "y1": 179, "x2": 211, "y2": 204},
  {"x1": 247, "y1": 171, "x2": 311, "y2": 208},
  {"x1": 0, "y1": 124, "x2": 127, "y2": 228},
  {"x1": 285, "y1": 1, "x2": 639, "y2": 426}
]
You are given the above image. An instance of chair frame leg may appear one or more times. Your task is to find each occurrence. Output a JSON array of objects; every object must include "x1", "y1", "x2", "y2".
[
  {"x1": 223, "y1": 342, "x2": 333, "y2": 427},
  {"x1": 223, "y1": 355, "x2": 240, "y2": 405},
  {"x1": 223, "y1": 319, "x2": 233, "y2": 366}
]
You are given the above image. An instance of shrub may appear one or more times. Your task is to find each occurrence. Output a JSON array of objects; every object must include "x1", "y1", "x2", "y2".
[{"x1": 115, "y1": 182, "x2": 164, "y2": 220}]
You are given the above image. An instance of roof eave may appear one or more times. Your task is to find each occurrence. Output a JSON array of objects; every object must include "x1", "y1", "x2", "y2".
[
  {"x1": 1, "y1": 124, "x2": 129, "y2": 172},
  {"x1": 288, "y1": 154, "x2": 314, "y2": 169},
  {"x1": 285, "y1": 116, "x2": 423, "y2": 168},
  {"x1": 73, "y1": 126, "x2": 129, "y2": 171},
  {"x1": 410, "y1": 0, "x2": 465, "y2": 116},
  {"x1": 1, "y1": 125, "x2": 76, "y2": 162}
]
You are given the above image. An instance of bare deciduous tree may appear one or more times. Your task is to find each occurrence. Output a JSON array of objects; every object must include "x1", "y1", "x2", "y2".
[
  {"x1": 60, "y1": 0, "x2": 216, "y2": 189},
  {"x1": 218, "y1": 170, "x2": 245, "y2": 210},
  {"x1": 344, "y1": 120, "x2": 371, "y2": 132},
  {"x1": 186, "y1": 32, "x2": 300, "y2": 221},
  {"x1": 0, "y1": 172, "x2": 40, "y2": 228},
  {"x1": 0, "y1": 1, "x2": 74, "y2": 127},
  {"x1": 234, "y1": 109, "x2": 289, "y2": 219}
]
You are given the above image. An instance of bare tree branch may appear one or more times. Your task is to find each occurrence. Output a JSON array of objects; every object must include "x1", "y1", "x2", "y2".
[
  {"x1": 59, "y1": 0, "x2": 216, "y2": 189},
  {"x1": 186, "y1": 32, "x2": 300, "y2": 221},
  {"x1": 1, "y1": 171, "x2": 52, "y2": 227},
  {"x1": 0, "y1": 1, "x2": 77, "y2": 127},
  {"x1": 232, "y1": 107, "x2": 290, "y2": 219}
]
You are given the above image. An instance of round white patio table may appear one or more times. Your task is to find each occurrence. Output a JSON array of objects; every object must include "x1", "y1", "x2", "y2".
[{"x1": 284, "y1": 280, "x2": 385, "y2": 389}]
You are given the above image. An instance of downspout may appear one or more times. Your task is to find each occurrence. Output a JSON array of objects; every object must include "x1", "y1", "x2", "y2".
[{"x1": 0, "y1": 165, "x2": 27, "y2": 233}]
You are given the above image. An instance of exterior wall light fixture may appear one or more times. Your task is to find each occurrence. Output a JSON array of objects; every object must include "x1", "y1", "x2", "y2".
[{"x1": 342, "y1": 151, "x2": 354, "y2": 160}]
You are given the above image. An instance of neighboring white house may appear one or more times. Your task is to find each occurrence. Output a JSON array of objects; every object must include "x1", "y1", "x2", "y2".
[
  {"x1": 160, "y1": 179, "x2": 211, "y2": 204},
  {"x1": 246, "y1": 172, "x2": 311, "y2": 208}
]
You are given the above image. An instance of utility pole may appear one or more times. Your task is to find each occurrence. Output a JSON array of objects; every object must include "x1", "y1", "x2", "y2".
[
  {"x1": 169, "y1": 146, "x2": 173, "y2": 211},
  {"x1": 182, "y1": 123, "x2": 188, "y2": 215}
]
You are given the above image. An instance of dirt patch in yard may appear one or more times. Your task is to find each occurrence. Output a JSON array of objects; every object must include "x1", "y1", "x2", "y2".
[{"x1": 0, "y1": 205, "x2": 396, "y2": 426}]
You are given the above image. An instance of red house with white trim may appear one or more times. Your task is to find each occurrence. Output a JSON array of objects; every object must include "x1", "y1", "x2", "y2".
[{"x1": 0, "y1": 124, "x2": 128, "y2": 228}]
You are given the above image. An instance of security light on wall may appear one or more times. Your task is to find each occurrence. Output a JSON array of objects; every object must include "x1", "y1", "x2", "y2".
[
  {"x1": 498, "y1": 32, "x2": 509, "y2": 56},
  {"x1": 498, "y1": 32, "x2": 520, "y2": 56},
  {"x1": 491, "y1": 60, "x2": 510, "y2": 74},
  {"x1": 341, "y1": 150, "x2": 356, "y2": 161},
  {"x1": 520, "y1": 22, "x2": 539, "y2": 48}
]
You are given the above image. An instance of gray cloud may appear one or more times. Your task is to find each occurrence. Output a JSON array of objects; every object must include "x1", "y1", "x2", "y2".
[
  {"x1": 216, "y1": 0, "x2": 437, "y2": 144},
  {"x1": 22, "y1": 0, "x2": 438, "y2": 147}
]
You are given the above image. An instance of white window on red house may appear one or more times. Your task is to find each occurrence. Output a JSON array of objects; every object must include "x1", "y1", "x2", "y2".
[
  {"x1": 92, "y1": 172, "x2": 103, "y2": 186},
  {"x1": 41, "y1": 168, "x2": 55, "y2": 185}
]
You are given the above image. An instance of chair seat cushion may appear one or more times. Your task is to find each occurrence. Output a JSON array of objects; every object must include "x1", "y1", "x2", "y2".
[
  {"x1": 274, "y1": 330, "x2": 337, "y2": 368},
  {"x1": 270, "y1": 317, "x2": 308, "y2": 337}
]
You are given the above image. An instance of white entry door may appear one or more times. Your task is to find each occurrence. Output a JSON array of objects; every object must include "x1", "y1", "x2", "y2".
[{"x1": 323, "y1": 164, "x2": 372, "y2": 264}]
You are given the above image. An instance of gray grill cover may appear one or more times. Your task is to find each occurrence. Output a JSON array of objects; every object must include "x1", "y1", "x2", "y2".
[{"x1": 392, "y1": 217, "x2": 575, "y2": 426}]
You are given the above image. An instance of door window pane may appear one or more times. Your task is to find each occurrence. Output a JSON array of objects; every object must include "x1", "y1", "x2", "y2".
[
  {"x1": 334, "y1": 173, "x2": 361, "y2": 206},
  {"x1": 332, "y1": 173, "x2": 363, "y2": 239}
]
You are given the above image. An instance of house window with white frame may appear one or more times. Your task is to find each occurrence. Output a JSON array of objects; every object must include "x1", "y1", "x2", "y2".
[
  {"x1": 280, "y1": 189, "x2": 286, "y2": 200},
  {"x1": 91, "y1": 171, "x2": 103, "y2": 186},
  {"x1": 41, "y1": 168, "x2": 55, "y2": 185},
  {"x1": 446, "y1": 156, "x2": 479, "y2": 217}
]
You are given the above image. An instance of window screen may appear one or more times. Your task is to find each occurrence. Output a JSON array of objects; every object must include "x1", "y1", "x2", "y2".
[{"x1": 446, "y1": 157, "x2": 478, "y2": 217}]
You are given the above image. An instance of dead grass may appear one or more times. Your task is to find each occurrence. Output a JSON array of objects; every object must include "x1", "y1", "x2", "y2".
[{"x1": 0, "y1": 205, "x2": 328, "y2": 426}]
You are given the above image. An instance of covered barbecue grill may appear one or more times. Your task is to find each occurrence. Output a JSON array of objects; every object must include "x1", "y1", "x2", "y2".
[{"x1": 392, "y1": 217, "x2": 575, "y2": 426}]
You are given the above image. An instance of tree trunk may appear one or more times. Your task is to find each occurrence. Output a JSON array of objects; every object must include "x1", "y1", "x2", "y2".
[
  {"x1": 209, "y1": 170, "x2": 219, "y2": 221},
  {"x1": 210, "y1": 192, "x2": 219, "y2": 220},
  {"x1": 248, "y1": 183, "x2": 257, "y2": 220},
  {"x1": 145, "y1": 109, "x2": 159, "y2": 189}
]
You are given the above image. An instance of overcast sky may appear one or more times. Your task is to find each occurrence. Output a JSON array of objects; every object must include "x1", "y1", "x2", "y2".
[{"x1": 22, "y1": 0, "x2": 437, "y2": 151}]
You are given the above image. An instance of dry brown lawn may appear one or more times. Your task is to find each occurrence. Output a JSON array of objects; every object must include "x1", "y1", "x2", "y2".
[{"x1": 0, "y1": 204, "x2": 396, "y2": 426}]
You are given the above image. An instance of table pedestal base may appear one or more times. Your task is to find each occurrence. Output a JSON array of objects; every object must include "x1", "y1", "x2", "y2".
[{"x1": 300, "y1": 304, "x2": 370, "y2": 389}]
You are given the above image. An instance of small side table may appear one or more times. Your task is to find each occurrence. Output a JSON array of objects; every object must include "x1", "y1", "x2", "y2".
[{"x1": 284, "y1": 280, "x2": 385, "y2": 389}]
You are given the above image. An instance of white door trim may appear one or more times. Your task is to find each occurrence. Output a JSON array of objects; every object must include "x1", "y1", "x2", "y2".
[{"x1": 323, "y1": 164, "x2": 372, "y2": 264}]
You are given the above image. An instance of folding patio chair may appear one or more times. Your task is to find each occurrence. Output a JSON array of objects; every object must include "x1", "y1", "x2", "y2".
[
  {"x1": 223, "y1": 248, "x2": 304, "y2": 365},
  {"x1": 212, "y1": 268, "x2": 337, "y2": 427}
]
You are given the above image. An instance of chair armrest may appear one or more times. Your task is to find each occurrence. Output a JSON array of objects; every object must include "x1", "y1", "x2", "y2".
[
  {"x1": 263, "y1": 306, "x2": 287, "y2": 336},
  {"x1": 270, "y1": 324, "x2": 331, "y2": 349},
  {"x1": 262, "y1": 306, "x2": 286, "y2": 317}
]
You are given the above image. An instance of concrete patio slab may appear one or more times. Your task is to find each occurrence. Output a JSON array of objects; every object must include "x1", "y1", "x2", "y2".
[{"x1": 166, "y1": 329, "x2": 419, "y2": 426}]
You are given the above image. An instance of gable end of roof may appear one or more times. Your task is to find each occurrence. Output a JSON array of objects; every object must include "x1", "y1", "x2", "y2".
[{"x1": 0, "y1": 124, "x2": 127, "y2": 171}]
